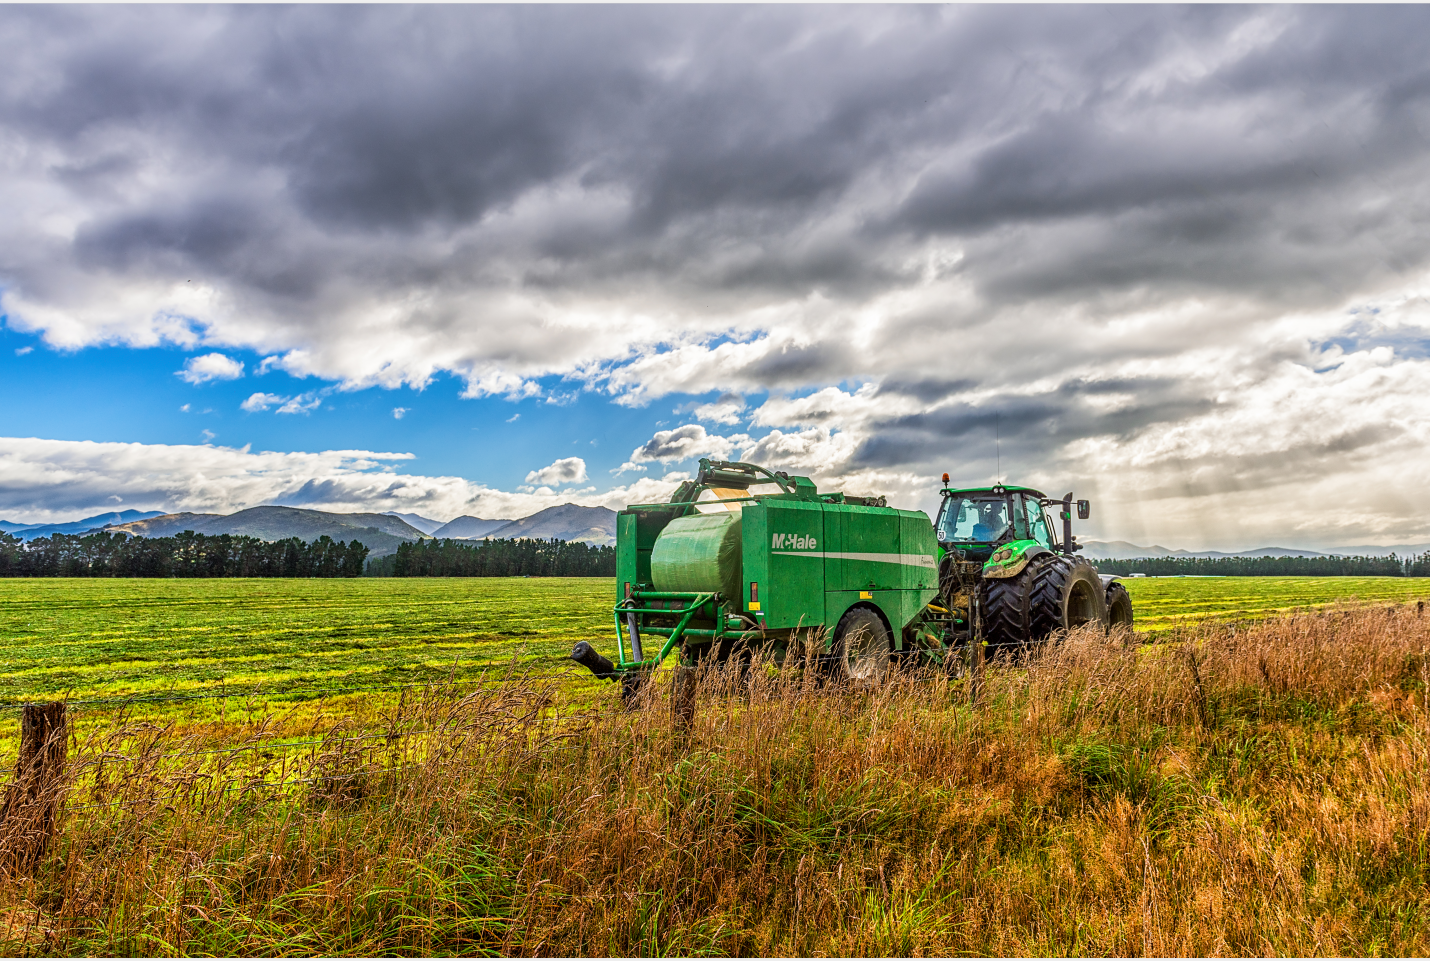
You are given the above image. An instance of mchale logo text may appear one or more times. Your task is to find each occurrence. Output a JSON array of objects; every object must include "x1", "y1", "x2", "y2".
[{"x1": 772, "y1": 534, "x2": 818, "y2": 550}]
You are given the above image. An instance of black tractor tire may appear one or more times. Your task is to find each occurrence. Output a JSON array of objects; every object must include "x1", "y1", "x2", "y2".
[
  {"x1": 981, "y1": 571, "x2": 1033, "y2": 655},
  {"x1": 830, "y1": 606, "x2": 892, "y2": 686},
  {"x1": 981, "y1": 555, "x2": 1108, "y2": 652},
  {"x1": 1031, "y1": 556, "x2": 1107, "y2": 638},
  {"x1": 1105, "y1": 580, "x2": 1134, "y2": 631}
]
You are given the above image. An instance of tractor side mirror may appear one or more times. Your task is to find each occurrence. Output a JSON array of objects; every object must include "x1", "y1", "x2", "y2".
[{"x1": 1076, "y1": 499, "x2": 1090, "y2": 520}]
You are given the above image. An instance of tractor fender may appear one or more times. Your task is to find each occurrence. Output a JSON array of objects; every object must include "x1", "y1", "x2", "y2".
[
  {"x1": 1098, "y1": 573, "x2": 1122, "y2": 588},
  {"x1": 982, "y1": 540, "x2": 1052, "y2": 580}
]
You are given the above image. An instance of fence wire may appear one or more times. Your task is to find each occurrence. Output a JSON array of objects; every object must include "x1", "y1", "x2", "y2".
[{"x1": 0, "y1": 662, "x2": 595, "y2": 712}]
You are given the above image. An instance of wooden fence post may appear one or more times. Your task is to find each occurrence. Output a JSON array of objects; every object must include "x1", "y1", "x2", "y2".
[
  {"x1": 671, "y1": 665, "x2": 697, "y2": 737},
  {"x1": 969, "y1": 639, "x2": 986, "y2": 708},
  {"x1": 969, "y1": 593, "x2": 986, "y2": 709},
  {"x1": 1, "y1": 702, "x2": 68, "y2": 873}
]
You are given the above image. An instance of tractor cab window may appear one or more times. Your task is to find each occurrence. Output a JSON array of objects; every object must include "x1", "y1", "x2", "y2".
[
  {"x1": 936, "y1": 495, "x2": 1012, "y2": 544},
  {"x1": 1025, "y1": 498, "x2": 1053, "y2": 548}
]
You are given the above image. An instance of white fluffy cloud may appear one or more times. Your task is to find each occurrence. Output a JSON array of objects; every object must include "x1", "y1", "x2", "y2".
[
  {"x1": 524, "y1": 456, "x2": 588, "y2": 487},
  {"x1": 0, "y1": 437, "x2": 684, "y2": 525},
  {"x1": 176, "y1": 353, "x2": 244, "y2": 385},
  {"x1": 240, "y1": 391, "x2": 324, "y2": 415},
  {"x1": 240, "y1": 393, "x2": 284, "y2": 413},
  {"x1": 690, "y1": 393, "x2": 746, "y2": 426},
  {"x1": 617, "y1": 424, "x2": 751, "y2": 474}
]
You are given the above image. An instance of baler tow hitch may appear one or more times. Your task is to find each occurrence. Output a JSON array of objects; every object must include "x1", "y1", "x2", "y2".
[{"x1": 570, "y1": 589, "x2": 722, "y2": 681}]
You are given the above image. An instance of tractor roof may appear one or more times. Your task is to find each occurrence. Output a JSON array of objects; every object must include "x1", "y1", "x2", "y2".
[{"x1": 941, "y1": 484, "x2": 1049, "y2": 499}]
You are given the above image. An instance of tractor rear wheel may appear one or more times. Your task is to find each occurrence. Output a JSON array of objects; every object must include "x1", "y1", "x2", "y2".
[
  {"x1": 831, "y1": 607, "x2": 892, "y2": 686},
  {"x1": 1030, "y1": 556, "x2": 1106, "y2": 638},
  {"x1": 1105, "y1": 581, "x2": 1134, "y2": 631},
  {"x1": 981, "y1": 555, "x2": 1108, "y2": 652}
]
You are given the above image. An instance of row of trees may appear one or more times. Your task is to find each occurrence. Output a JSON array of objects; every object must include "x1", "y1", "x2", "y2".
[
  {"x1": 0, "y1": 531, "x2": 369, "y2": 578},
  {"x1": 1095, "y1": 553, "x2": 1430, "y2": 577},
  {"x1": 369, "y1": 537, "x2": 616, "y2": 577},
  {"x1": 9, "y1": 529, "x2": 1421, "y2": 580}
]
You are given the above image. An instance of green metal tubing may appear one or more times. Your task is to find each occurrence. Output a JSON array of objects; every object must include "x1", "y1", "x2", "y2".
[
  {"x1": 630, "y1": 590, "x2": 717, "y2": 601},
  {"x1": 633, "y1": 626, "x2": 722, "y2": 639},
  {"x1": 623, "y1": 606, "x2": 720, "y2": 621},
  {"x1": 611, "y1": 592, "x2": 717, "y2": 671},
  {"x1": 634, "y1": 605, "x2": 702, "y2": 670},
  {"x1": 612, "y1": 608, "x2": 629, "y2": 666}
]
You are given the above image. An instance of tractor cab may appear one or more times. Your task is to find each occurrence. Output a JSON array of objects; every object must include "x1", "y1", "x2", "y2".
[{"x1": 935, "y1": 485, "x2": 1055, "y2": 562}]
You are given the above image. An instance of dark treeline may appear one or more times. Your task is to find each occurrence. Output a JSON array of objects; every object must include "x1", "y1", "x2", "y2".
[
  {"x1": 0, "y1": 530, "x2": 369, "y2": 577},
  {"x1": 369, "y1": 537, "x2": 616, "y2": 577},
  {"x1": 1096, "y1": 553, "x2": 1430, "y2": 577}
]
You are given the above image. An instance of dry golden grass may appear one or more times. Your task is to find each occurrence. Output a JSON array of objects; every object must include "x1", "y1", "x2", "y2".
[{"x1": 0, "y1": 603, "x2": 1427, "y2": 956}]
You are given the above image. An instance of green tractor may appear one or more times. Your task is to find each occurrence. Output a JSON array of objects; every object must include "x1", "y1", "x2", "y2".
[
  {"x1": 570, "y1": 459, "x2": 1132, "y2": 690},
  {"x1": 932, "y1": 479, "x2": 1133, "y2": 657}
]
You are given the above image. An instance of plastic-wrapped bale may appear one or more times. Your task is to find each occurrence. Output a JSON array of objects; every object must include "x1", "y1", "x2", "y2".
[{"x1": 650, "y1": 511, "x2": 743, "y2": 601}]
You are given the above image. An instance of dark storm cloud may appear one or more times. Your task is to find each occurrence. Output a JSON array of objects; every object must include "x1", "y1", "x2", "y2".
[
  {"x1": 852, "y1": 374, "x2": 1220, "y2": 471},
  {"x1": 1125, "y1": 420, "x2": 1409, "y2": 502},
  {"x1": 7, "y1": 4, "x2": 1430, "y2": 321},
  {"x1": 278, "y1": 478, "x2": 352, "y2": 507},
  {"x1": 874, "y1": 377, "x2": 979, "y2": 404}
]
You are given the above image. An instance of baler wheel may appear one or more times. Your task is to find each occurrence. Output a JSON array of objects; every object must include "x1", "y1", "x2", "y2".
[{"x1": 832, "y1": 606, "x2": 892, "y2": 686}]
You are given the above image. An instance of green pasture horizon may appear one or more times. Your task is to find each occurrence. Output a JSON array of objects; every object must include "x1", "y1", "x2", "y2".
[{"x1": 0, "y1": 576, "x2": 1427, "y2": 706}]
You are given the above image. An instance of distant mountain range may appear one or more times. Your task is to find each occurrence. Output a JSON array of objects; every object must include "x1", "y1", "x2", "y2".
[
  {"x1": 1, "y1": 502, "x2": 618, "y2": 556},
  {"x1": 1080, "y1": 540, "x2": 1430, "y2": 560},
  {"x1": 9, "y1": 507, "x2": 1419, "y2": 560},
  {"x1": 0, "y1": 509, "x2": 165, "y2": 538},
  {"x1": 431, "y1": 515, "x2": 512, "y2": 539},
  {"x1": 381, "y1": 511, "x2": 446, "y2": 535},
  {"x1": 423, "y1": 505, "x2": 618, "y2": 545},
  {"x1": 104, "y1": 507, "x2": 430, "y2": 557}
]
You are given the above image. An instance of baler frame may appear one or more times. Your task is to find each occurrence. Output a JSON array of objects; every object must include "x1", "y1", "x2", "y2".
[{"x1": 611, "y1": 589, "x2": 754, "y2": 671}]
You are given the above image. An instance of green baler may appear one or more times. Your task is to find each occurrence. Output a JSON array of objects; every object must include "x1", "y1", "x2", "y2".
[
  {"x1": 571, "y1": 458, "x2": 941, "y2": 685},
  {"x1": 569, "y1": 458, "x2": 1128, "y2": 692}
]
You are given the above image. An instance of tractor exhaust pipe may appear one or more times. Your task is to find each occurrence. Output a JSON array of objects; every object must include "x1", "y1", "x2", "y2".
[
  {"x1": 1061, "y1": 493, "x2": 1073, "y2": 553},
  {"x1": 571, "y1": 641, "x2": 618, "y2": 680}
]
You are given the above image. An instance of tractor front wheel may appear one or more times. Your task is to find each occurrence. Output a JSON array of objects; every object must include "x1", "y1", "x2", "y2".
[
  {"x1": 831, "y1": 607, "x2": 892, "y2": 686},
  {"x1": 1105, "y1": 581, "x2": 1134, "y2": 632}
]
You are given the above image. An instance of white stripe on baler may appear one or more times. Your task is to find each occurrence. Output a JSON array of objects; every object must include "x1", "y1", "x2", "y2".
[{"x1": 769, "y1": 550, "x2": 936, "y2": 569}]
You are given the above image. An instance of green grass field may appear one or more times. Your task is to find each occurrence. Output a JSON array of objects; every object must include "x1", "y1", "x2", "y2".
[
  {"x1": 0, "y1": 577, "x2": 613, "y2": 706},
  {"x1": 1, "y1": 576, "x2": 1427, "y2": 706},
  {"x1": 3, "y1": 578, "x2": 1429, "y2": 954},
  {"x1": 1120, "y1": 575, "x2": 1430, "y2": 631}
]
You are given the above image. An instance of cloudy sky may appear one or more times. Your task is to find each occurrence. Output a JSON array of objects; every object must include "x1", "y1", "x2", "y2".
[{"x1": 3, "y1": 5, "x2": 1429, "y2": 550}]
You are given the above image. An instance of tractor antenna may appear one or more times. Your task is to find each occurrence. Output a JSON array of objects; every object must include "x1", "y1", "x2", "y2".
[{"x1": 995, "y1": 413, "x2": 1001, "y2": 484}]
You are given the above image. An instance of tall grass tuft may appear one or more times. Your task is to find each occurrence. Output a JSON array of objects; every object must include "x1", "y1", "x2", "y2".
[{"x1": 1, "y1": 602, "x2": 1428, "y2": 955}]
